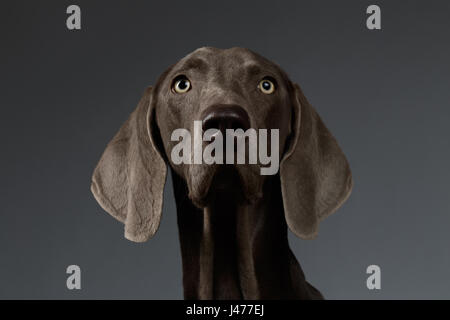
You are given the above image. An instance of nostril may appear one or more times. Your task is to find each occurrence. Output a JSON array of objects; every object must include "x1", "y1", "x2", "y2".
[
  {"x1": 201, "y1": 105, "x2": 250, "y2": 133},
  {"x1": 228, "y1": 116, "x2": 248, "y2": 131},
  {"x1": 202, "y1": 117, "x2": 218, "y2": 132},
  {"x1": 202, "y1": 115, "x2": 249, "y2": 133}
]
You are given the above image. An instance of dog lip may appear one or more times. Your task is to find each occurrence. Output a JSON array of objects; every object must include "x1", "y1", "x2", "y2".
[{"x1": 202, "y1": 166, "x2": 249, "y2": 203}]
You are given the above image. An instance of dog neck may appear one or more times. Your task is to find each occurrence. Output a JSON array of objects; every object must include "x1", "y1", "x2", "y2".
[{"x1": 172, "y1": 170, "x2": 321, "y2": 299}]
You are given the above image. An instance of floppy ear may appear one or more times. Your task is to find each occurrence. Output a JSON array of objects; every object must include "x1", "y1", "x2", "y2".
[
  {"x1": 280, "y1": 83, "x2": 353, "y2": 239},
  {"x1": 91, "y1": 86, "x2": 167, "y2": 242}
]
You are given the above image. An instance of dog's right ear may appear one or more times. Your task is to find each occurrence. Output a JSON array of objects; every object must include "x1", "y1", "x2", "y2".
[{"x1": 91, "y1": 87, "x2": 167, "y2": 242}]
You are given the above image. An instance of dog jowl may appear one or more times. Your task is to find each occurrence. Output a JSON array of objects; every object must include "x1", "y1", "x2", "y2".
[{"x1": 91, "y1": 47, "x2": 353, "y2": 299}]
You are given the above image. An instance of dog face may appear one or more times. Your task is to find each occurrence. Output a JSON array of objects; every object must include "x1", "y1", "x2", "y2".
[
  {"x1": 91, "y1": 47, "x2": 353, "y2": 242},
  {"x1": 153, "y1": 47, "x2": 292, "y2": 207}
]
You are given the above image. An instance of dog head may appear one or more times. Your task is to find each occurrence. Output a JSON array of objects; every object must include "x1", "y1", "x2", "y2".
[{"x1": 91, "y1": 47, "x2": 353, "y2": 242}]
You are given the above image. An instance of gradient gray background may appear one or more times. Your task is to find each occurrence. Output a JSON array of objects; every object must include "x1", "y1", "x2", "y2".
[{"x1": 1, "y1": 0, "x2": 449, "y2": 299}]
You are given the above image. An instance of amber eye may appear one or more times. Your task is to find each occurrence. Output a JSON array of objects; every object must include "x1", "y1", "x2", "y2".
[
  {"x1": 258, "y1": 78, "x2": 276, "y2": 94},
  {"x1": 172, "y1": 76, "x2": 191, "y2": 93}
]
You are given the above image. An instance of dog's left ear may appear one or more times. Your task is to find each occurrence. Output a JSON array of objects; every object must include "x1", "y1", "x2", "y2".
[
  {"x1": 280, "y1": 83, "x2": 353, "y2": 239},
  {"x1": 91, "y1": 87, "x2": 167, "y2": 242}
]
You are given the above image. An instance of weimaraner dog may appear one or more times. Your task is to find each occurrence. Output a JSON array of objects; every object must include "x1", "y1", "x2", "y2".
[{"x1": 91, "y1": 47, "x2": 353, "y2": 299}]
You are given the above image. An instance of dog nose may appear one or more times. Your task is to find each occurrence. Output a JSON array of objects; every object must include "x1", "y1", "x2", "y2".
[{"x1": 202, "y1": 104, "x2": 250, "y2": 133}]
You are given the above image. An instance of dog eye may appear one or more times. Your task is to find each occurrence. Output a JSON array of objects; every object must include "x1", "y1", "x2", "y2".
[
  {"x1": 258, "y1": 78, "x2": 276, "y2": 94},
  {"x1": 172, "y1": 76, "x2": 191, "y2": 93}
]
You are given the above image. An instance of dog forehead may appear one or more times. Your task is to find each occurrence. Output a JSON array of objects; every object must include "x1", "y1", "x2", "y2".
[
  {"x1": 189, "y1": 47, "x2": 259, "y2": 60},
  {"x1": 175, "y1": 47, "x2": 276, "y2": 73}
]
